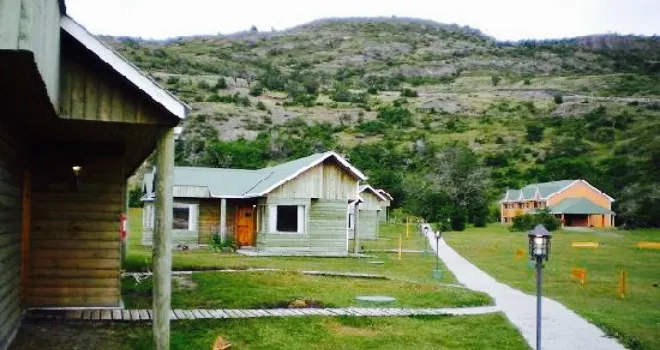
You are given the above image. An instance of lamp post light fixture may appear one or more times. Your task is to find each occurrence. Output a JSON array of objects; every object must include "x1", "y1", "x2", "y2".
[
  {"x1": 72, "y1": 165, "x2": 82, "y2": 191},
  {"x1": 433, "y1": 229, "x2": 443, "y2": 280},
  {"x1": 528, "y1": 224, "x2": 552, "y2": 350}
]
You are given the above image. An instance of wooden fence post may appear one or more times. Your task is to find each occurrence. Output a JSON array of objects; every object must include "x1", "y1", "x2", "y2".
[{"x1": 153, "y1": 128, "x2": 174, "y2": 350}]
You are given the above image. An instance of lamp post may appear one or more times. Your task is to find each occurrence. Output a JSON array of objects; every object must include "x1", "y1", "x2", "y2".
[
  {"x1": 433, "y1": 229, "x2": 442, "y2": 279},
  {"x1": 528, "y1": 224, "x2": 552, "y2": 350},
  {"x1": 423, "y1": 226, "x2": 429, "y2": 255}
]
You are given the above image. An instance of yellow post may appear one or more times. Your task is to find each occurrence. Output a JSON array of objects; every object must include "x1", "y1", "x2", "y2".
[
  {"x1": 406, "y1": 217, "x2": 409, "y2": 238},
  {"x1": 618, "y1": 270, "x2": 627, "y2": 299},
  {"x1": 398, "y1": 235, "x2": 402, "y2": 260}
]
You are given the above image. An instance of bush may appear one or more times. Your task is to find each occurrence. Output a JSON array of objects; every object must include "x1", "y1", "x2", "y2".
[
  {"x1": 215, "y1": 78, "x2": 228, "y2": 89},
  {"x1": 401, "y1": 88, "x2": 418, "y2": 97},
  {"x1": 491, "y1": 75, "x2": 501, "y2": 86},
  {"x1": 510, "y1": 210, "x2": 561, "y2": 232},
  {"x1": 449, "y1": 207, "x2": 467, "y2": 231},
  {"x1": 526, "y1": 124, "x2": 545, "y2": 142},
  {"x1": 553, "y1": 94, "x2": 563, "y2": 104},
  {"x1": 249, "y1": 82, "x2": 264, "y2": 97},
  {"x1": 256, "y1": 101, "x2": 267, "y2": 111},
  {"x1": 197, "y1": 80, "x2": 211, "y2": 90},
  {"x1": 166, "y1": 76, "x2": 180, "y2": 85}
]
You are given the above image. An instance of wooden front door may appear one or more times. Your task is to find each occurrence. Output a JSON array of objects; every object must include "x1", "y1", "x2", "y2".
[{"x1": 235, "y1": 206, "x2": 255, "y2": 247}]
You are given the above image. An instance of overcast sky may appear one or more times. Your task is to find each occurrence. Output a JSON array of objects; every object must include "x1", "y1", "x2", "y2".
[{"x1": 66, "y1": 0, "x2": 659, "y2": 41}]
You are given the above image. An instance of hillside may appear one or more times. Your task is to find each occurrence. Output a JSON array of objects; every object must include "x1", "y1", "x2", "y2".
[{"x1": 108, "y1": 17, "x2": 660, "y2": 228}]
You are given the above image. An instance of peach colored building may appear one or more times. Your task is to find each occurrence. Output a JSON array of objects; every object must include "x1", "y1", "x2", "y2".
[{"x1": 500, "y1": 180, "x2": 615, "y2": 228}]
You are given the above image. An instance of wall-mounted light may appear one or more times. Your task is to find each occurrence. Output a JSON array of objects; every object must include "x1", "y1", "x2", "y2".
[{"x1": 72, "y1": 165, "x2": 82, "y2": 191}]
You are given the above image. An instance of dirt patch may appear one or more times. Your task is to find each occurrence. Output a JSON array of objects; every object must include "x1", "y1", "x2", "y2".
[
  {"x1": 10, "y1": 322, "x2": 125, "y2": 350},
  {"x1": 173, "y1": 274, "x2": 197, "y2": 291},
  {"x1": 327, "y1": 321, "x2": 378, "y2": 337}
]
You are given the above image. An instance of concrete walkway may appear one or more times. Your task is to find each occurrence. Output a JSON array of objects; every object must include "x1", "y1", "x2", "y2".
[
  {"x1": 423, "y1": 225, "x2": 626, "y2": 350},
  {"x1": 25, "y1": 306, "x2": 500, "y2": 322}
]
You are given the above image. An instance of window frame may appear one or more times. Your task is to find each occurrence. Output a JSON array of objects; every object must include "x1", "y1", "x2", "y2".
[
  {"x1": 268, "y1": 204, "x2": 306, "y2": 234},
  {"x1": 172, "y1": 203, "x2": 198, "y2": 231}
]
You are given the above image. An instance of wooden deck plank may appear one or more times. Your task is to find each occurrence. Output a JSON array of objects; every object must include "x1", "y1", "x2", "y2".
[
  {"x1": 101, "y1": 310, "x2": 112, "y2": 320},
  {"x1": 130, "y1": 309, "x2": 140, "y2": 321},
  {"x1": 112, "y1": 310, "x2": 122, "y2": 320},
  {"x1": 138, "y1": 309, "x2": 150, "y2": 320}
]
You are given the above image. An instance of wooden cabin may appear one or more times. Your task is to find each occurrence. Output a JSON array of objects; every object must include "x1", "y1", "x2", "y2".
[
  {"x1": 142, "y1": 152, "x2": 367, "y2": 254},
  {"x1": 348, "y1": 185, "x2": 389, "y2": 240},
  {"x1": 0, "y1": 2, "x2": 185, "y2": 348},
  {"x1": 500, "y1": 180, "x2": 615, "y2": 228}
]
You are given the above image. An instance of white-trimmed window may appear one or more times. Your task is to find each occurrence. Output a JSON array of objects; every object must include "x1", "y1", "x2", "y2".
[
  {"x1": 172, "y1": 203, "x2": 198, "y2": 231},
  {"x1": 269, "y1": 205, "x2": 305, "y2": 233}
]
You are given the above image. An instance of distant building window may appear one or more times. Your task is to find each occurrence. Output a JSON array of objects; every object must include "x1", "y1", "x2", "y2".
[
  {"x1": 269, "y1": 205, "x2": 305, "y2": 233},
  {"x1": 172, "y1": 203, "x2": 197, "y2": 231}
]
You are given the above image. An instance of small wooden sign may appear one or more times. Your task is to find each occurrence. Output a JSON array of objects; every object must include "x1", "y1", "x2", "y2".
[
  {"x1": 571, "y1": 268, "x2": 587, "y2": 285},
  {"x1": 637, "y1": 242, "x2": 660, "y2": 249},
  {"x1": 571, "y1": 242, "x2": 599, "y2": 248}
]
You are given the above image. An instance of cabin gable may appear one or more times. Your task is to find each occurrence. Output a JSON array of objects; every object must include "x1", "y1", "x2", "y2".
[
  {"x1": 547, "y1": 181, "x2": 612, "y2": 209},
  {"x1": 268, "y1": 159, "x2": 359, "y2": 200}
]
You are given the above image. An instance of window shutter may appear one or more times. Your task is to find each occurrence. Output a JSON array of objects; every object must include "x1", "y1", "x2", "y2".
[
  {"x1": 297, "y1": 205, "x2": 305, "y2": 233},
  {"x1": 269, "y1": 205, "x2": 277, "y2": 233}
]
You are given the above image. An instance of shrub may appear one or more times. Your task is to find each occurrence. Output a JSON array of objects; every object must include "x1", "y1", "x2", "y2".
[
  {"x1": 526, "y1": 124, "x2": 545, "y2": 142},
  {"x1": 491, "y1": 75, "x2": 501, "y2": 86},
  {"x1": 523, "y1": 79, "x2": 531, "y2": 85},
  {"x1": 553, "y1": 94, "x2": 563, "y2": 104},
  {"x1": 401, "y1": 88, "x2": 418, "y2": 97},
  {"x1": 197, "y1": 80, "x2": 211, "y2": 90},
  {"x1": 166, "y1": 76, "x2": 180, "y2": 85},
  {"x1": 449, "y1": 207, "x2": 467, "y2": 231},
  {"x1": 256, "y1": 101, "x2": 267, "y2": 111},
  {"x1": 510, "y1": 210, "x2": 561, "y2": 232},
  {"x1": 215, "y1": 78, "x2": 228, "y2": 89},
  {"x1": 210, "y1": 234, "x2": 236, "y2": 252},
  {"x1": 249, "y1": 82, "x2": 264, "y2": 97}
]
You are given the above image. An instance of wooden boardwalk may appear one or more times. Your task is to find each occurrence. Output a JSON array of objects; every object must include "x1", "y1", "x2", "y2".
[{"x1": 25, "y1": 306, "x2": 499, "y2": 322}]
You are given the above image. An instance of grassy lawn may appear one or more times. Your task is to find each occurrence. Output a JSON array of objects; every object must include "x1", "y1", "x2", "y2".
[
  {"x1": 124, "y1": 208, "x2": 491, "y2": 309},
  {"x1": 13, "y1": 314, "x2": 530, "y2": 350},
  {"x1": 445, "y1": 224, "x2": 660, "y2": 350},
  {"x1": 123, "y1": 271, "x2": 491, "y2": 309},
  {"x1": 126, "y1": 209, "x2": 454, "y2": 285}
]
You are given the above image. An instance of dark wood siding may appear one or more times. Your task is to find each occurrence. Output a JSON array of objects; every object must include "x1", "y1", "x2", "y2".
[
  {"x1": 198, "y1": 199, "x2": 220, "y2": 244},
  {"x1": 27, "y1": 153, "x2": 123, "y2": 307},
  {"x1": 0, "y1": 122, "x2": 23, "y2": 348}
]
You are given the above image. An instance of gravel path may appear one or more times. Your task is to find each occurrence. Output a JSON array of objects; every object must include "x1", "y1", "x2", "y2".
[{"x1": 423, "y1": 225, "x2": 626, "y2": 350}]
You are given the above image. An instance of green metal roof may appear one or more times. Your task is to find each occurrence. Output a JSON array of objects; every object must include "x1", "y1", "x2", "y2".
[
  {"x1": 502, "y1": 180, "x2": 577, "y2": 202},
  {"x1": 143, "y1": 152, "x2": 366, "y2": 199},
  {"x1": 549, "y1": 198, "x2": 613, "y2": 215}
]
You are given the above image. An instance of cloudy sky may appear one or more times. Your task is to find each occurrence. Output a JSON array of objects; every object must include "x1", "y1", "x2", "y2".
[{"x1": 66, "y1": 0, "x2": 659, "y2": 41}]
